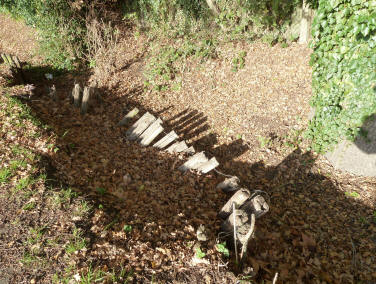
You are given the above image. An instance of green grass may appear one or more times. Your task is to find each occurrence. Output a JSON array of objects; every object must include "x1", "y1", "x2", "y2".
[
  {"x1": 15, "y1": 176, "x2": 33, "y2": 192},
  {"x1": 144, "y1": 38, "x2": 217, "y2": 91},
  {"x1": 79, "y1": 266, "x2": 133, "y2": 284},
  {"x1": 10, "y1": 159, "x2": 27, "y2": 171},
  {"x1": 21, "y1": 252, "x2": 39, "y2": 266},
  {"x1": 258, "y1": 136, "x2": 272, "y2": 148},
  {"x1": 23, "y1": 202, "x2": 36, "y2": 210},
  {"x1": 5, "y1": 95, "x2": 47, "y2": 129},
  {"x1": 0, "y1": 167, "x2": 12, "y2": 183},
  {"x1": 52, "y1": 187, "x2": 78, "y2": 207},
  {"x1": 345, "y1": 191, "x2": 360, "y2": 198},
  {"x1": 231, "y1": 51, "x2": 246, "y2": 72},
  {"x1": 73, "y1": 200, "x2": 91, "y2": 217},
  {"x1": 27, "y1": 227, "x2": 45, "y2": 245},
  {"x1": 65, "y1": 227, "x2": 86, "y2": 254}
]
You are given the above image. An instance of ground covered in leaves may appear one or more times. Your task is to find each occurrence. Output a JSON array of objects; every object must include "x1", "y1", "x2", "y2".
[{"x1": 1, "y1": 14, "x2": 376, "y2": 284}]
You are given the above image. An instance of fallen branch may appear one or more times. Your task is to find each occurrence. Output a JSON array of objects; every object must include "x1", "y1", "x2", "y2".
[
  {"x1": 233, "y1": 202, "x2": 238, "y2": 264},
  {"x1": 240, "y1": 213, "x2": 255, "y2": 262}
]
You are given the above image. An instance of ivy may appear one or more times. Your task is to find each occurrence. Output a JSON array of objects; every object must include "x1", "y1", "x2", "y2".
[{"x1": 307, "y1": 0, "x2": 376, "y2": 153}]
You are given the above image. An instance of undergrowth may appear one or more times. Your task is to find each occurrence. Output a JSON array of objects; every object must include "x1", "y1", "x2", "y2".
[{"x1": 144, "y1": 37, "x2": 217, "y2": 91}]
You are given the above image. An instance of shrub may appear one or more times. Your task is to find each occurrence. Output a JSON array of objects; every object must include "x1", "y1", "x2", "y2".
[
  {"x1": 0, "y1": 0, "x2": 88, "y2": 70},
  {"x1": 123, "y1": 0, "x2": 305, "y2": 40},
  {"x1": 0, "y1": 0, "x2": 122, "y2": 70},
  {"x1": 307, "y1": 0, "x2": 376, "y2": 152}
]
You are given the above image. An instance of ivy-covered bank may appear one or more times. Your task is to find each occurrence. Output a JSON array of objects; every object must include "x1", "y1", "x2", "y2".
[{"x1": 307, "y1": 0, "x2": 376, "y2": 153}]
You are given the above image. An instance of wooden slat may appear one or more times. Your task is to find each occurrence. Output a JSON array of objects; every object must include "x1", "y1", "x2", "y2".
[
  {"x1": 139, "y1": 118, "x2": 164, "y2": 146},
  {"x1": 196, "y1": 157, "x2": 219, "y2": 173},
  {"x1": 118, "y1": 108, "x2": 139, "y2": 126},
  {"x1": 153, "y1": 130, "x2": 178, "y2": 149},
  {"x1": 126, "y1": 112, "x2": 156, "y2": 141},
  {"x1": 5, "y1": 54, "x2": 14, "y2": 67},
  {"x1": 12, "y1": 56, "x2": 22, "y2": 69},
  {"x1": 183, "y1": 146, "x2": 195, "y2": 154},
  {"x1": 166, "y1": 141, "x2": 188, "y2": 153},
  {"x1": 1, "y1": 53, "x2": 9, "y2": 65},
  {"x1": 178, "y1": 152, "x2": 208, "y2": 172}
]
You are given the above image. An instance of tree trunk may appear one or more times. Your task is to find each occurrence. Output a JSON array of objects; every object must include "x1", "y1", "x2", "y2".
[
  {"x1": 299, "y1": 0, "x2": 314, "y2": 44},
  {"x1": 206, "y1": 0, "x2": 219, "y2": 15}
]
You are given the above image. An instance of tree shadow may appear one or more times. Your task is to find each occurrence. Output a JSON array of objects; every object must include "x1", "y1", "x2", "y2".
[{"x1": 4, "y1": 60, "x2": 376, "y2": 283}]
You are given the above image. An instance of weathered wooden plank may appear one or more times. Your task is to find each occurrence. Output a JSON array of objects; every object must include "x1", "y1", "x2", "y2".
[
  {"x1": 178, "y1": 152, "x2": 208, "y2": 172},
  {"x1": 217, "y1": 176, "x2": 240, "y2": 193},
  {"x1": 183, "y1": 146, "x2": 195, "y2": 154},
  {"x1": 153, "y1": 130, "x2": 178, "y2": 149},
  {"x1": 196, "y1": 157, "x2": 219, "y2": 173},
  {"x1": 166, "y1": 141, "x2": 188, "y2": 153},
  {"x1": 126, "y1": 112, "x2": 156, "y2": 141},
  {"x1": 118, "y1": 108, "x2": 139, "y2": 126},
  {"x1": 12, "y1": 56, "x2": 25, "y2": 83},
  {"x1": 139, "y1": 118, "x2": 164, "y2": 146},
  {"x1": 72, "y1": 83, "x2": 82, "y2": 107},
  {"x1": 81, "y1": 86, "x2": 92, "y2": 114},
  {"x1": 5, "y1": 54, "x2": 14, "y2": 67},
  {"x1": 1, "y1": 53, "x2": 9, "y2": 65},
  {"x1": 12, "y1": 56, "x2": 22, "y2": 69},
  {"x1": 218, "y1": 188, "x2": 250, "y2": 219}
]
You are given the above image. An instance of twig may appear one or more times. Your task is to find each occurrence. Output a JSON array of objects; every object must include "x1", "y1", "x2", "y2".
[
  {"x1": 272, "y1": 272, "x2": 278, "y2": 284},
  {"x1": 232, "y1": 202, "x2": 238, "y2": 264},
  {"x1": 214, "y1": 168, "x2": 235, "y2": 178},
  {"x1": 351, "y1": 237, "x2": 357, "y2": 269},
  {"x1": 240, "y1": 213, "x2": 255, "y2": 262}
]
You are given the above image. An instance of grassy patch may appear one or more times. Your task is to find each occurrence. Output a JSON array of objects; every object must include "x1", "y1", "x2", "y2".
[
  {"x1": 0, "y1": 167, "x2": 12, "y2": 183},
  {"x1": 144, "y1": 38, "x2": 217, "y2": 91},
  {"x1": 345, "y1": 191, "x2": 360, "y2": 198},
  {"x1": 65, "y1": 227, "x2": 86, "y2": 255},
  {"x1": 15, "y1": 176, "x2": 33, "y2": 192},
  {"x1": 21, "y1": 252, "x2": 39, "y2": 266},
  {"x1": 23, "y1": 201, "x2": 36, "y2": 210},
  {"x1": 231, "y1": 51, "x2": 246, "y2": 72}
]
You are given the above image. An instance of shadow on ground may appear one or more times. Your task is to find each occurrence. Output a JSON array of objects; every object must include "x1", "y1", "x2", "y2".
[{"x1": 4, "y1": 59, "x2": 376, "y2": 283}]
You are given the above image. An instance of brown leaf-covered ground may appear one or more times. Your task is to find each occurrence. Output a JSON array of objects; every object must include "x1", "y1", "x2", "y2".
[{"x1": 1, "y1": 13, "x2": 376, "y2": 284}]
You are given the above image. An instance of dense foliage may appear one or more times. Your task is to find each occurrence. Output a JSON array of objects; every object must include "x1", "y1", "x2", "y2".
[{"x1": 307, "y1": 0, "x2": 376, "y2": 152}]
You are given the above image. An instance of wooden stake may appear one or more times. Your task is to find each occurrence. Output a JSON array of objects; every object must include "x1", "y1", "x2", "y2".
[
  {"x1": 72, "y1": 83, "x2": 82, "y2": 107},
  {"x1": 81, "y1": 86, "x2": 92, "y2": 114}
]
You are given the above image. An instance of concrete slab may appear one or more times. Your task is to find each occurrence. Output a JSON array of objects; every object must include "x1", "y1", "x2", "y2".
[{"x1": 325, "y1": 117, "x2": 376, "y2": 177}]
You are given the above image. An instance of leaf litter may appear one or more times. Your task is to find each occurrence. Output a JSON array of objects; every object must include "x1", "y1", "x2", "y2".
[{"x1": 0, "y1": 14, "x2": 375, "y2": 283}]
